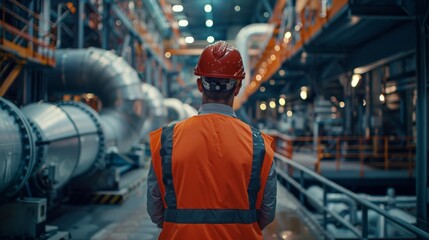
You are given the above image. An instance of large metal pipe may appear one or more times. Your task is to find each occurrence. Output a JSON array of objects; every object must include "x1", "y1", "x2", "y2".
[
  {"x1": 46, "y1": 48, "x2": 145, "y2": 152},
  {"x1": 235, "y1": 24, "x2": 275, "y2": 105},
  {"x1": 140, "y1": 83, "x2": 168, "y2": 142},
  {"x1": 0, "y1": 98, "x2": 36, "y2": 202},
  {"x1": 164, "y1": 98, "x2": 197, "y2": 122}
]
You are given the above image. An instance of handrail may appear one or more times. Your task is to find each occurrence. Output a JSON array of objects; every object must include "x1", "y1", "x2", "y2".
[
  {"x1": 275, "y1": 152, "x2": 429, "y2": 239},
  {"x1": 0, "y1": 1, "x2": 56, "y2": 66},
  {"x1": 273, "y1": 132, "x2": 416, "y2": 176}
]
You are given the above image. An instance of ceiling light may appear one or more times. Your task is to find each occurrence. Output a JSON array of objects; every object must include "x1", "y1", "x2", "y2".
[
  {"x1": 128, "y1": 1, "x2": 135, "y2": 10},
  {"x1": 204, "y1": 4, "x2": 212, "y2": 12},
  {"x1": 172, "y1": 4, "x2": 183, "y2": 12},
  {"x1": 207, "y1": 36, "x2": 214, "y2": 43},
  {"x1": 269, "y1": 101, "x2": 276, "y2": 108},
  {"x1": 164, "y1": 51, "x2": 171, "y2": 58},
  {"x1": 300, "y1": 86, "x2": 308, "y2": 100},
  {"x1": 379, "y1": 93, "x2": 385, "y2": 102},
  {"x1": 284, "y1": 31, "x2": 292, "y2": 39},
  {"x1": 279, "y1": 69, "x2": 285, "y2": 76},
  {"x1": 250, "y1": 81, "x2": 256, "y2": 88},
  {"x1": 178, "y1": 19, "x2": 188, "y2": 27},
  {"x1": 260, "y1": 102, "x2": 267, "y2": 111},
  {"x1": 269, "y1": 79, "x2": 275, "y2": 85},
  {"x1": 339, "y1": 101, "x2": 345, "y2": 108},
  {"x1": 206, "y1": 19, "x2": 213, "y2": 27},
  {"x1": 256, "y1": 74, "x2": 262, "y2": 81},
  {"x1": 260, "y1": 86, "x2": 266, "y2": 92},
  {"x1": 351, "y1": 74, "x2": 361, "y2": 88},
  {"x1": 274, "y1": 45, "x2": 280, "y2": 52},
  {"x1": 287, "y1": 110, "x2": 293, "y2": 117},
  {"x1": 279, "y1": 98, "x2": 286, "y2": 106},
  {"x1": 263, "y1": 12, "x2": 269, "y2": 18},
  {"x1": 270, "y1": 54, "x2": 276, "y2": 61},
  {"x1": 234, "y1": 5, "x2": 240, "y2": 12},
  {"x1": 185, "y1": 36, "x2": 194, "y2": 44}
]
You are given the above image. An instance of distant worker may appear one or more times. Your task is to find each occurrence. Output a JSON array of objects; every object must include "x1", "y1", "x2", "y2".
[{"x1": 147, "y1": 41, "x2": 277, "y2": 239}]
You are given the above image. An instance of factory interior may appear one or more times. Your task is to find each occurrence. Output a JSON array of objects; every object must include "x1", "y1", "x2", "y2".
[{"x1": 0, "y1": 0, "x2": 429, "y2": 239}]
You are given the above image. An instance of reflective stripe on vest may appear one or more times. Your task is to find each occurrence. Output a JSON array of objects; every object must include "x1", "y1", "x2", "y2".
[{"x1": 160, "y1": 124, "x2": 265, "y2": 224}]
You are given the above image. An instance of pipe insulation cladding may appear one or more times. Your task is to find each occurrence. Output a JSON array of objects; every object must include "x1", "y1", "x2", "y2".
[
  {"x1": 140, "y1": 83, "x2": 168, "y2": 143},
  {"x1": 0, "y1": 48, "x2": 146, "y2": 198},
  {"x1": 46, "y1": 48, "x2": 145, "y2": 152},
  {"x1": 0, "y1": 98, "x2": 37, "y2": 202},
  {"x1": 21, "y1": 102, "x2": 105, "y2": 192}
]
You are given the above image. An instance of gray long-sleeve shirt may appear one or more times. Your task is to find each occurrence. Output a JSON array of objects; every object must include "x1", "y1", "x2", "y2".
[{"x1": 146, "y1": 103, "x2": 277, "y2": 229}]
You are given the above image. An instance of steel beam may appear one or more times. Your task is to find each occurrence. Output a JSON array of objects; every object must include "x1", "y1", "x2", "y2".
[
  {"x1": 415, "y1": 0, "x2": 429, "y2": 231},
  {"x1": 74, "y1": 0, "x2": 85, "y2": 48},
  {"x1": 0, "y1": 63, "x2": 24, "y2": 96}
]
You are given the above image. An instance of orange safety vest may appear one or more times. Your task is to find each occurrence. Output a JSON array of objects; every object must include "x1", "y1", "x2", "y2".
[{"x1": 149, "y1": 114, "x2": 274, "y2": 240}]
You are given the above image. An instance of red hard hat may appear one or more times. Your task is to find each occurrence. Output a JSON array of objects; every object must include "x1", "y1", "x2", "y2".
[{"x1": 194, "y1": 41, "x2": 245, "y2": 80}]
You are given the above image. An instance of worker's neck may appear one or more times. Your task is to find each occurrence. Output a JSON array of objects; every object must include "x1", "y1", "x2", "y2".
[{"x1": 202, "y1": 98, "x2": 233, "y2": 107}]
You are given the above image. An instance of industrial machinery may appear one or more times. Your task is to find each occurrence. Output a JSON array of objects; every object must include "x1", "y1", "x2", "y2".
[{"x1": 0, "y1": 48, "x2": 147, "y2": 239}]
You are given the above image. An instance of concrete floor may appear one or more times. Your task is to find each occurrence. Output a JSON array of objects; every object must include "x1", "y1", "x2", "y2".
[{"x1": 49, "y1": 167, "x2": 319, "y2": 240}]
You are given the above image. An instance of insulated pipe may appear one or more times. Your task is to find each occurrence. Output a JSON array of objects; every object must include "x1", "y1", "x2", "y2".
[
  {"x1": 140, "y1": 83, "x2": 168, "y2": 142},
  {"x1": 46, "y1": 48, "x2": 145, "y2": 152},
  {"x1": 164, "y1": 98, "x2": 197, "y2": 123},
  {"x1": 21, "y1": 102, "x2": 104, "y2": 192},
  {"x1": 235, "y1": 24, "x2": 275, "y2": 105},
  {"x1": 0, "y1": 98, "x2": 36, "y2": 202}
]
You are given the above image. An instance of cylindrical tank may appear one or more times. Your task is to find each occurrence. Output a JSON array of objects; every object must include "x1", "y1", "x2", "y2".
[{"x1": 0, "y1": 98, "x2": 36, "y2": 202}]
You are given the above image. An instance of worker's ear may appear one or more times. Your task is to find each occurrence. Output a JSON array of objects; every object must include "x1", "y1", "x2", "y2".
[
  {"x1": 197, "y1": 77, "x2": 203, "y2": 93},
  {"x1": 233, "y1": 80, "x2": 242, "y2": 96}
]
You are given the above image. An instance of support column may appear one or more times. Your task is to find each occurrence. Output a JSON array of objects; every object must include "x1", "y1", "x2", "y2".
[
  {"x1": 415, "y1": 0, "x2": 429, "y2": 231},
  {"x1": 102, "y1": 0, "x2": 111, "y2": 49},
  {"x1": 74, "y1": 0, "x2": 85, "y2": 48}
]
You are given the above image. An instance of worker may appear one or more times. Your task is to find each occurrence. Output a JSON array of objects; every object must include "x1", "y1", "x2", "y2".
[{"x1": 147, "y1": 41, "x2": 277, "y2": 239}]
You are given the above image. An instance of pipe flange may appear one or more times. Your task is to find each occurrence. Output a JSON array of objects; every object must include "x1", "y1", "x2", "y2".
[
  {"x1": 0, "y1": 99, "x2": 36, "y2": 201},
  {"x1": 27, "y1": 119, "x2": 45, "y2": 176},
  {"x1": 57, "y1": 101, "x2": 106, "y2": 170}
]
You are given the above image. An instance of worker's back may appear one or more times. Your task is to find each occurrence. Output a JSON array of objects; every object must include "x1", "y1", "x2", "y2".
[{"x1": 150, "y1": 113, "x2": 274, "y2": 240}]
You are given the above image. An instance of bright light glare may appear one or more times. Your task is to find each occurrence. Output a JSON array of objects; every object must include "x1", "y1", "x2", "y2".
[
  {"x1": 204, "y1": 4, "x2": 212, "y2": 12},
  {"x1": 284, "y1": 31, "x2": 292, "y2": 39},
  {"x1": 287, "y1": 110, "x2": 293, "y2": 117},
  {"x1": 185, "y1": 36, "x2": 194, "y2": 44},
  {"x1": 172, "y1": 5, "x2": 183, "y2": 12},
  {"x1": 164, "y1": 51, "x2": 171, "y2": 58},
  {"x1": 260, "y1": 102, "x2": 267, "y2": 111},
  {"x1": 234, "y1": 5, "x2": 241, "y2": 11},
  {"x1": 269, "y1": 101, "x2": 276, "y2": 108},
  {"x1": 207, "y1": 36, "x2": 214, "y2": 43},
  {"x1": 256, "y1": 74, "x2": 262, "y2": 81},
  {"x1": 379, "y1": 94, "x2": 385, "y2": 102},
  {"x1": 300, "y1": 87, "x2": 308, "y2": 100},
  {"x1": 178, "y1": 19, "x2": 188, "y2": 27},
  {"x1": 339, "y1": 101, "x2": 345, "y2": 108},
  {"x1": 351, "y1": 74, "x2": 361, "y2": 88},
  {"x1": 279, "y1": 98, "x2": 286, "y2": 106},
  {"x1": 206, "y1": 19, "x2": 213, "y2": 27}
]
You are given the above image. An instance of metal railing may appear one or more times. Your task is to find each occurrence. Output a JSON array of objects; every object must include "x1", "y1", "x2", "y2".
[
  {"x1": 0, "y1": 0, "x2": 56, "y2": 65},
  {"x1": 272, "y1": 132, "x2": 416, "y2": 177},
  {"x1": 275, "y1": 152, "x2": 429, "y2": 239}
]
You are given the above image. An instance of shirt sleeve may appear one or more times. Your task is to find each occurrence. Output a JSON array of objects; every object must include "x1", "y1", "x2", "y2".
[
  {"x1": 146, "y1": 162, "x2": 164, "y2": 228},
  {"x1": 257, "y1": 161, "x2": 277, "y2": 230}
]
